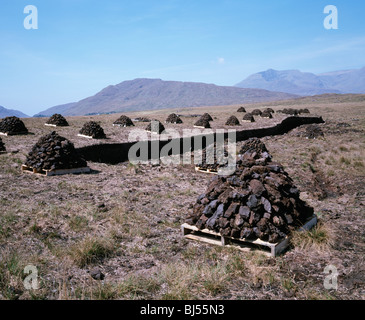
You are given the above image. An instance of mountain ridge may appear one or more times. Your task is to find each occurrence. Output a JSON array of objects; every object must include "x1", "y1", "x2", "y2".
[
  {"x1": 235, "y1": 67, "x2": 365, "y2": 96},
  {"x1": 0, "y1": 105, "x2": 29, "y2": 118},
  {"x1": 34, "y1": 78, "x2": 297, "y2": 117}
]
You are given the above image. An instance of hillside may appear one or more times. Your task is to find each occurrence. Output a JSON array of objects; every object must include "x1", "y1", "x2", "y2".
[
  {"x1": 34, "y1": 78, "x2": 297, "y2": 117},
  {"x1": 235, "y1": 67, "x2": 365, "y2": 95},
  {"x1": 0, "y1": 105, "x2": 29, "y2": 118}
]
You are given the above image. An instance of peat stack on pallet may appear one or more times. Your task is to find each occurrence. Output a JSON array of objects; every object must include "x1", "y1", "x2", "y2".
[
  {"x1": 237, "y1": 107, "x2": 246, "y2": 113},
  {"x1": 113, "y1": 115, "x2": 135, "y2": 127},
  {"x1": 242, "y1": 113, "x2": 255, "y2": 123},
  {"x1": 280, "y1": 108, "x2": 299, "y2": 115},
  {"x1": 0, "y1": 116, "x2": 28, "y2": 136},
  {"x1": 133, "y1": 117, "x2": 150, "y2": 122},
  {"x1": 264, "y1": 108, "x2": 275, "y2": 114},
  {"x1": 194, "y1": 118, "x2": 211, "y2": 129},
  {"x1": 201, "y1": 113, "x2": 213, "y2": 122},
  {"x1": 45, "y1": 114, "x2": 69, "y2": 127},
  {"x1": 184, "y1": 138, "x2": 317, "y2": 256},
  {"x1": 251, "y1": 109, "x2": 262, "y2": 116},
  {"x1": 225, "y1": 115, "x2": 240, "y2": 126},
  {"x1": 304, "y1": 124, "x2": 324, "y2": 139},
  {"x1": 165, "y1": 113, "x2": 183, "y2": 124},
  {"x1": 22, "y1": 131, "x2": 90, "y2": 176},
  {"x1": 78, "y1": 121, "x2": 106, "y2": 139},
  {"x1": 260, "y1": 111, "x2": 273, "y2": 119},
  {"x1": 195, "y1": 142, "x2": 235, "y2": 174},
  {"x1": 145, "y1": 120, "x2": 166, "y2": 134},
  {"x1": 0, "y1": 137, "x2": 6, "y2": 153}
]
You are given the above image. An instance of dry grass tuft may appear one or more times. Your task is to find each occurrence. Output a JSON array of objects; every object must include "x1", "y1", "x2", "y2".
[
  {"x1": 290, "y1": 221, "x2": 336, "y2": 252},
  {"x1": 68, "y1": 236, "x2": 116, "y2": 268}
]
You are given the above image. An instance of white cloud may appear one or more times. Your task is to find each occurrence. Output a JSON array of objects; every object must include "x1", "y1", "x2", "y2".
[{"x1": 217, "y1": 57, "x2": 225, "y2": 64}]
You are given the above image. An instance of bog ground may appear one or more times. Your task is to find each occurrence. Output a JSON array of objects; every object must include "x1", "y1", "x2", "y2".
[{"x1": 0, "y1": 95, "x2": 364, "y2": 300}]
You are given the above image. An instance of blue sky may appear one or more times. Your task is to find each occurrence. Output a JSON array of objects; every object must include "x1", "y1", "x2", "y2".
[{"x1": 0, "y1": 0, "x2": 364, "y2": 115}]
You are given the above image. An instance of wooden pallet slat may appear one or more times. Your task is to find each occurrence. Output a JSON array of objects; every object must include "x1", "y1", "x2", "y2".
[
  {"x1": 0, "y1": 131, "x2": 28, "y2": 136},
  {"x1": 44, "y1": 124, "x2": 57, "y2": 127},
  {"x1": 194, "y1": 166, "x2": 218, "y2": 175},
  {"x1": 182, "y1": 215, "x2": 317, "y2": 257},
  {"x1": 21, "y1": 164, "x2": 91, "y2": 176},
  {"x1": 77, "y1": 134, "x2": 95, "y2": 139},
  {"x1": 193, "y1": 125, "x2": 210, "y2": 129}
]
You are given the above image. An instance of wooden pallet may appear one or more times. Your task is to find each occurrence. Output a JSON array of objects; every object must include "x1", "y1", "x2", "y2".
[
  {"x1": 113, "y1": 124, "x2": 128, "y2": 127},
  {"x1": 193, "y1": 125, "x2": 210, "y2": 129},
  {"x1": 0, "y1": 150, "x2": 19, "y2": 155},
  {"x1": 77, "y1": 134, "x2": 94, "y2": 139},
  {"x1": 0, "y1": 131, "x2": 28, "y2": 136},
  {"x1": 194, "y1": 166, "x2": 218, "y2": 175},
  {"x1": 21, "y1": 164, "x2": 91, "y2": 176},
  {"x1": 181, "y1": 215, "x2": 318, "y2": 257}
]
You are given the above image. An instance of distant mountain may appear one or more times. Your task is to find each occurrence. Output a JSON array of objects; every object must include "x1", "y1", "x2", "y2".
[
  {"x1": 34, "y1": 78, "x2": 297, "y2": 117},
  {"x1": 0, "y1": 105, "x2": 29, "y2": 118},
  {"x1": 33, "y1": 102, "x2": 77, "y2": 117},
  {"x1": 318, "y1": 67, "x2": 365, "y2": 94},
  {"x1": 235, "y1": 67, "x2": 365, "y2": 95}
]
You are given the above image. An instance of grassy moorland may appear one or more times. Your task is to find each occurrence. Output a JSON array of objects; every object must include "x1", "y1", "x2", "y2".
[{"x1": 0, "y1": 94, "x2": 364, "y2": 300}]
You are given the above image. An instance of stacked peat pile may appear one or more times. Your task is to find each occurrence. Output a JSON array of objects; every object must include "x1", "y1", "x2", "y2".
[
  {"x1": 133, "y1": 117, "x2": 150, "y2": 122},
  {"x1": 299, "y1": 108, "x2": 310, "y2": 114},
  {"x1": 0, "y1": 117, "x2": 28, "y2": 135},
  {"x1": 46, "y1": 114, "x2": 69, "y2": 127},
  {"x1": 0, "y1": 137, "x2": 6, "y2": 152},
  {"x1": 196, "y1": 142, "x2": 235, "y2": 172},
  {"x1": 237, "y1": 107, "x2": 246, "y2": 112},
  {"x1": 225, "y1": 115, "x2": 240, "y2": 126},
  {"x1": 251, "y1": 109, "x2": 262, "y2": 116},
  {"x1": 194, "y1": 118, "x2": 211, "y2": 128},
  {"x1": 24, "y1": 131, "x2": 87, "y2": 171},
  {"x1": 264, "y1": 108, "x2": 275, "y2": 114},
  {"x1": 201, "y1": 113, "x2": 213, "y2": 122},
  {"x1": 145, "y1": 120, "x2": 166, "y2": 134},
  {"x1": 186, "y1": 138, "x2": 314, "y2": 243},
  {"x1": 166, "y1": 113, "x2": 183, "y2": 124},
  {"x1": 113, "y1": 115, "x2": 134, "y2": 127},
  {"x1": 242, "y1": 113, "x2": 255, "y2": 122},
  {"x1": 238, "y1": 137, "x2": 269, "y2": 155},
  {"x1": 281, "y1": 108, "x2": 299, "y2": 115},
  {"x1": 261, "y1": 110, "x2": 273, "y2": 119},
  {"x1": 304, "y1": 124, "x2": 324, "y2": 139},
  {"x1": 79, "y1": 121, "x2": 106, "y2": 139}
]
